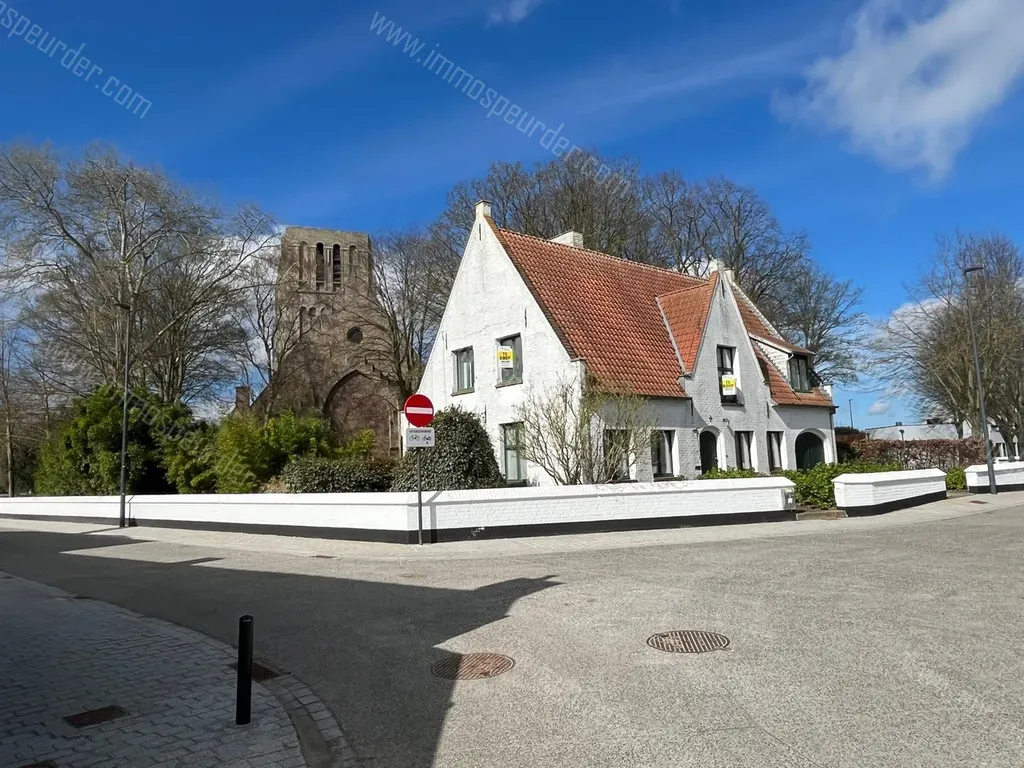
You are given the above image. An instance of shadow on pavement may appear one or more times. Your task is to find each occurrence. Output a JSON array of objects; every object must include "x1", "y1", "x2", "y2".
[{"x1": 0, "y1": 529, "x2": 560, "y2": 767}]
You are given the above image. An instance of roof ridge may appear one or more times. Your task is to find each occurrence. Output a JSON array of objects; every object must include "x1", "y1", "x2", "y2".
[{"x1": 495, "y1": 226, "x2": 709, "y2": 285}]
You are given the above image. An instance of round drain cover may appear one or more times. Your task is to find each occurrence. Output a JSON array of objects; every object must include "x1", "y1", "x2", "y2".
[
  {"x1": 431, "y1": 653, "x2": 514, "y2": 680},
  {"x1": 647, "y1": 630, "x2": 730, "y2": 653}
]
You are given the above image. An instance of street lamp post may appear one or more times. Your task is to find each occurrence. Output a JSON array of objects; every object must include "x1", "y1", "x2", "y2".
[
  {"x1": 848, "y1": 399, "x2": 854, "y2": 430},
  {"x1": 116, "y1": 302, "x2": 133, "y2": 527},
  {"x1": 963, "y1": 266, "x2": 998, "y2": 495}
]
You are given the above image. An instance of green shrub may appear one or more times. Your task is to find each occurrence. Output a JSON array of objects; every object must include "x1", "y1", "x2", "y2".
[
  {"x1": 697, "y1": 467, "x2": 759, "y2": 480},
  {"x1": 162, "y1": 424, "x2": 218, "y2": 493},
  {"x1": 391, "y1": 406, "x2": 505, "y2": 491},
  {"x1": 213, "y1": 411, "x2": 334, "y2": 493},
  {"x1": 282, "y1": 456, "x2": 395, "y2": 493},
  {"x1": 945, "y1": 467, "x2": 966, "y2": 491},
  {"x1": 35, "y1": 386, "x2": 192, "y2": 496},
  {"x1": 783, "y1": 461, "x2": 903, "y2": 510}
]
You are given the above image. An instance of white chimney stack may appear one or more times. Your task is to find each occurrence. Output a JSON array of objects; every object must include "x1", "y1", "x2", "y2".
[
  {"x1": 550, "y1": 230, "x2": 584, "y2": 248},
  {"x1": 475, "y1": 199, "x2": 492, "y2": 218}
]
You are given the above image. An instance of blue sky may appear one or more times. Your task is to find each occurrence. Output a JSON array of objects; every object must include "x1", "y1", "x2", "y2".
[{"x1": 3, "y1": 0, "x2": 1024, "y2": 428}]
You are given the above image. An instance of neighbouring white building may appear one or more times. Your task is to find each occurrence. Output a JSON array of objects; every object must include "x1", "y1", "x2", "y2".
[{"x1": 417, "y1": 201, "x2": 838, "y2": 486}]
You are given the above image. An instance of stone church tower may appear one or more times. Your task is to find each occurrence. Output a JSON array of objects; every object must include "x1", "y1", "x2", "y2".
[{"x1": 257, "y1": 226, "x2": 399, "y2": 456}]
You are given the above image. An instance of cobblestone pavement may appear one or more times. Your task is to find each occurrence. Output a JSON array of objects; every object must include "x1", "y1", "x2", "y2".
[{"x1": 0, "y1": 573, "x2": 312, "y2": 768}]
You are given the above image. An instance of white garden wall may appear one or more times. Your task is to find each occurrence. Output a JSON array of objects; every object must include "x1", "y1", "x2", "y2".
[
  {"x1": 833, "y1": 469, "x2": 946, "y2": 516},
  {"x1": 966, "y1": 461, "x2": 1024, "y2": 493},
  {"x1": 0, "y1": 477, "x2": 797, "y2": 544}
]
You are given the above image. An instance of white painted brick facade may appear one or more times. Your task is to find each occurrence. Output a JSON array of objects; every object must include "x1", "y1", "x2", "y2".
[
  {"x1": 417, "y1": 206, "x2": 836, "y2": 485},
  {"x1": 833, "y1": 469, "x2": 946, "y2": 509}
]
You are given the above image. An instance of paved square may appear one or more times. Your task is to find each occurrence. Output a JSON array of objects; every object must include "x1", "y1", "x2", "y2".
[{"x1": 0, "y1": 575, "x2": 305, "y2": 768}]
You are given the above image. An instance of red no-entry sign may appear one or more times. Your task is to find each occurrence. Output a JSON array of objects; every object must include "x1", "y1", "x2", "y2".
[{"x1": 404, "y1": 393, "x2": 434, "y2": 428}]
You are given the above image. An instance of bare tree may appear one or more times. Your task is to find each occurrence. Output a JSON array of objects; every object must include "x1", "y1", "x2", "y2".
[
  {"x1": 873, "y1": 232, "x2": 1024, "y2": 446},
  {"x1": 0, "y1": 144, "x2": 276, "y2": 404},
  {"x1": 514, "y1": 375, "x2": 654, "y2": 485},
  {"x1": 355, "y1": 230, "x2": 460, "y2": 401},
  {"x1": 773, "y1": 263, "x2": 866, "y2": 385}
]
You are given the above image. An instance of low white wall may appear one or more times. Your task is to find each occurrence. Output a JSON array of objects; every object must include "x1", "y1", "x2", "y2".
[
  {"x1": 0, "y1": 477, "x2": 796, "y2": 541},
  {"x1": 965, "y1": 461, "x2": 1024, "y2": 492},
  {"x1": 0, "y1": 493, "x2": 415, "y2": 533},
  {"x1": 833, "y1": 469, "x2": 946, "y2": 511},
  {"x1": 425, "y1": 478, "x2": 795, "y2": 532}
]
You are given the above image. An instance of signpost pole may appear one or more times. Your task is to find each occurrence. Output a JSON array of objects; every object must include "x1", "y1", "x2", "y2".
[{"x1": 416, "y1": 449, "x2": 423, "y2": 546}]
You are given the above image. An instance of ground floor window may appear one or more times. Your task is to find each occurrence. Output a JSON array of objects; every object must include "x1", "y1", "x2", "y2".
[
  {"x1": 604, "y1": 430, "x2": 631, "y2": 481},
  {"x1": 768, "y1": 431, "x2": 783, "y2": 472},
  {"x1": 650, "y1": 430, "x2": 675, "y2": 478},
  {"x1": 735, "y1": 431, "x2": 753, "y2": 470},
  {"x1": 502, "y1": 422, "x2": 527, "y2": 484}
]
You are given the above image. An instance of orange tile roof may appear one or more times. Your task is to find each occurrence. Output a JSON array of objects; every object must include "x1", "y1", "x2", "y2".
[
  {"x1": 657, "y1": 274, "x2": 717, "y2": 373},
  {"x1": 733, "y1": 290, "x2": 812, "y2": 354},
  {"x1": 754, "y1": 348, "x2": 834, "y2": 407},
  {"x1": 488, "y1": 219, "x2": 832, "y2": 407},
  {"x1": 490, "y1": 224, "x2": 703, "y2": 397}
]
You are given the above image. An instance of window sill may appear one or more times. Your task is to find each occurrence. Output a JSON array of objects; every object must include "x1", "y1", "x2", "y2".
[
  {"x1": 505, "y1": 479, "x2": 528, "y2": 487},
  {"x1": 720, "y1": 401, "x2": 744, "y2": 408},
  {"x1": 653, "y1": 475, "x2": 681, "y2": 482},
  {"x1": 452, "y1": 388, "x2": 474, "y2": 396},
  {"x1": 496, "y1": 379, "x2": 523, "y2": 389}
]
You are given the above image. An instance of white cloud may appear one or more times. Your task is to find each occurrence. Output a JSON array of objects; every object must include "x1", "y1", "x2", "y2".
[
  {"x1": 868, "y1": 399, "x2": 892, "y2": 415},
  {"x1": 487, "y1": 0, "x2": 543, "y2": 25},
  {"x1": 786, "y1": 0, "x2": 1024, "y2": 180}
]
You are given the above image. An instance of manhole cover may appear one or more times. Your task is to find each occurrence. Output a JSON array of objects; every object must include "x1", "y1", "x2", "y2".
[
  {"x1": 431, "y1": 653, "x2": 514, "y2": 680},
  {"x1": 64, "y1": 705, "x2": 128, "y2": 728},
  {"x1": 647, "y1": 631, "x2": 730, "y2": 653}
]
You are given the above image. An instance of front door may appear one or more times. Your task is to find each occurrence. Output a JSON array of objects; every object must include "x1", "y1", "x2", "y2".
[{"x1": 699, "y1": 431, "x2": 719, "y2": 475}]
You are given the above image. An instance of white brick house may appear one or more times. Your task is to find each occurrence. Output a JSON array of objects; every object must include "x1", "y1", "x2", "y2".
[{"x1": 417, "y1": 201, "x2": 837, "y2": 485}]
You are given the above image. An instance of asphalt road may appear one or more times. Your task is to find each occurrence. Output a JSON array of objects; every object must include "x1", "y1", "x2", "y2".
[{"x1": 1, "y1": 500, "x2": 1023, "y2": 767}]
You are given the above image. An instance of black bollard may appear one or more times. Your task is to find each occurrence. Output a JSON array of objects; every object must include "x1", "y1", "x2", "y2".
[{"x1": 236, "y1": 614, "x2": 254, "y2": 725}]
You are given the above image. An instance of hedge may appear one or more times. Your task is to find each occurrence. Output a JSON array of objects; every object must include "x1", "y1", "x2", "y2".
[
  {"x1": 783, "y1": 461, "x2": 902, "y2": 510},
  {"x1": 697, "y1": 468, "x2": 759, "y2": 480},
  {"x1": 282, "y1": 456, "x2": 395, "y2": 493},
  {"x1": 852, "y1": 438, "x2": 983, "y2": 472},
  {"x1": 391, "y1": 406, "x2": 505, "y2": 491},
  {"x1": 945, "y1": 467, "x2": 966, "y2": 491}
]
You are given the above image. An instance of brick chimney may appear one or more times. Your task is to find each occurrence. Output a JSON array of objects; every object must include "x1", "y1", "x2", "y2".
[
  {"x1": 235, "y1": 386, "x2": 251, "y2": 413},
  {"x1": 550, "y1": 231, "x2": 584, "y2": 248}
]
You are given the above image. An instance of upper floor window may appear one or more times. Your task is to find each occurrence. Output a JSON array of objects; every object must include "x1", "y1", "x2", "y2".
[
  {"x1": 454, "y1": 347, "x2": 474, "y2": 393},
  {"x1": 332, "y1": 244, "x2": 342, "y2": 290},
  {"x1": 717, "y1": 345, "x2": 737, "y2": 404},
  {"x1": 349, "y1": 245, "x2": 357, "y2": 271},
  {"x1": 789, "y1": 355, "x2": 811, "y2": 392},
  {"x1": 497, "y1": 334, "x2": 523, "y2": 385},
  {"x1": 315, "y1": 243, "x2": 326, "y2": 289},
  {"x1": 298, "y1": 242, "x2": 308, "y2": 283}
]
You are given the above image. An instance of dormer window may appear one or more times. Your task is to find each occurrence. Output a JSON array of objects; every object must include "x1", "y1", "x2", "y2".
[{"x1": 789, "y1": 355, "x2": 811, "y2": 392}]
